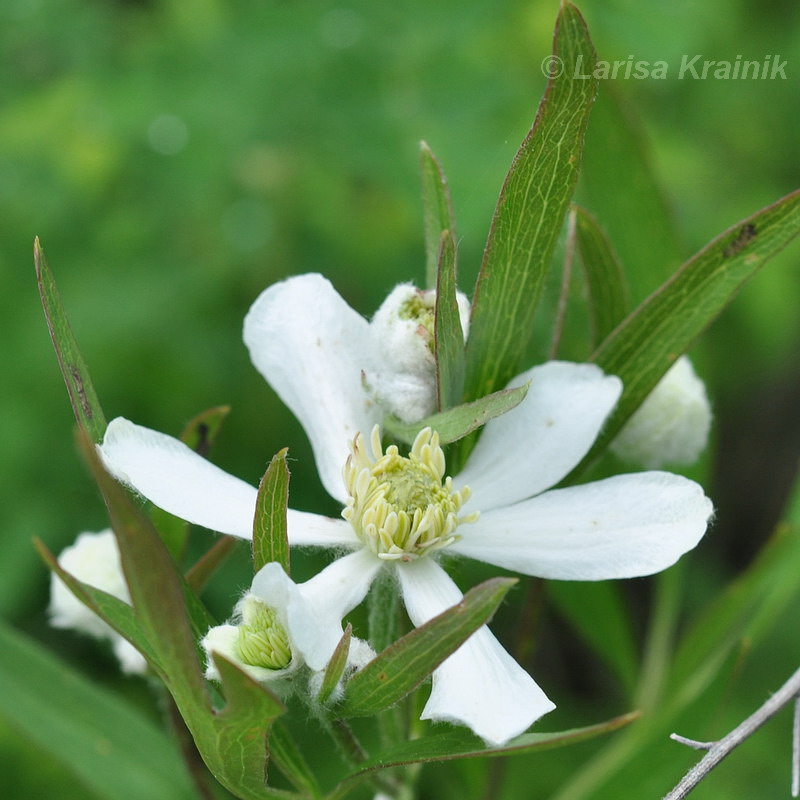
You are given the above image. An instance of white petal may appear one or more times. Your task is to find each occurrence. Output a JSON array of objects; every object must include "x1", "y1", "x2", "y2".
[
  {"x1": 244, "y1": 274, "x2": 382, "y2": 503},
  {"x1": 450, "y1": 472, "x2": 713, "y2": 580},
  {"x1": 99, "y1": 418, "x2": 257, "y2": 539},
  {"x1": 396, "y1": 559, "x2": 554, "y2": 746},
  {"x1": 288, "y1": 510, "x2": 360, "y2": 548},
  {"x1": 111, "y1": 637, "x2": 149, "y2": 676},
  {"x1": 294, "y1": 549, "x2": 382, "y2": 670},
  {"x1": 456, "y1": 362, "x2": 622, "y2": 510}
]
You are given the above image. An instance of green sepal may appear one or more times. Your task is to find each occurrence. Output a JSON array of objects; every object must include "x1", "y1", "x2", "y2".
[
  {"x1": 581, "y1": 188, "x2": 800, "y2": 464},
  {"x1": 420, "y1": 140, "x2": 458, "y2": 290},
  {"x1": 573, "y1": 205, "x2": 630, "y2": 348},
  {"x1": 35, "y1": 238, "x2": 106, "y2": 442},
  {"x1": 434, "y1": 230, "x2": 466, "y2": 412},
  {"x1": 253, "y1": 447, "x2": 291, "y2": 575},
  {"x1": 317, "y1": 623, "x2": 353, "y2": 707},
  {"x1": 338, "y1": 577, "x2": 516, "y2": 718},
  {"x1": 463, "y1": 2, "x2": 598, "y2": 401},
  {"x1": 383, "y1": 382, "x2": 529, "y2": 446}
]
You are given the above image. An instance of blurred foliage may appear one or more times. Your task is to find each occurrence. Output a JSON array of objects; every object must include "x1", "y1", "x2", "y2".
[{"x1": 1, "y1": 0, "x2": 798, "y2": 797}]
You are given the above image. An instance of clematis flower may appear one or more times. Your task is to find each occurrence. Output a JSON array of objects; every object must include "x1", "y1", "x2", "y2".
[
  {"x1": 202, "y1": 561, "x2": 374, "y2": 699},
  {"x1": 49, "y1": 529, "x2": 148, "y2": 675},
  {"x1": 98, "y1": 274, "x2": 713, "y2": 745}
]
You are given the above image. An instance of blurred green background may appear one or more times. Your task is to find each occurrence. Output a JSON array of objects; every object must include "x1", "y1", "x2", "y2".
[{"x1": 2, "y1": 0, "x2": 799, "y2": 797}]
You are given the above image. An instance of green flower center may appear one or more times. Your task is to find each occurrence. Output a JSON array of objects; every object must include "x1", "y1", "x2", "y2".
[
  {"x1": 398, "y1": 294, "x2": 435, "y2": 352},
  {"x1": 342, "y1": 426, "x2": 478, "y2": 561},
  {"x1": 234, "y1": 596, "x2": 292, "y2": 670}
]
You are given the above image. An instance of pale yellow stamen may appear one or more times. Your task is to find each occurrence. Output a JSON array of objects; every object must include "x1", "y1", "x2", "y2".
[
  {"x1": 342, "y1": 425, "x2": 479, "y2": 561},
  {"x1": 234, "y1": 596, "x2": 292, "y2": 670}
]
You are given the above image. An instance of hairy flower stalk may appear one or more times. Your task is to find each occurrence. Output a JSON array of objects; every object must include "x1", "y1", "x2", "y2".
[{"x1": 342, "y1": 426, "x2": 477, "y2": 561}]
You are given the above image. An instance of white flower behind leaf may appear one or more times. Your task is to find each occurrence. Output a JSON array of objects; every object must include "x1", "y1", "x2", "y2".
[
  {"x1": 98, "y1": 273, "x2": 714, "y2": 745},
  {"x1": 611, "y1": 356, "x2": 712, "y2": 469},
  {"x1": 49, "y1": 530, "x2": 147, "y2": 676},
  {"x1": 369, "y1": 283, "x2": 470, "y2": 422}
]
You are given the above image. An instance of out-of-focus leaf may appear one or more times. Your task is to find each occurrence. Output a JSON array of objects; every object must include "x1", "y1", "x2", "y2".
[
  {"x1": 0, "y1": 619, "x2": 196, "y2": 800},
  {"x1": 383, "y1": 382, "x2": 529, "y2": 446},
  {"x1": 670, "y1": 521, "x2": 800, "y2": 699},
  {"x1": 317, "y1": 624, "x2": 352, "y2": 707},
  {"x1": 547, "y1": 580, "x2": 638, "y2": 696},
  {"x1": 434, "y1": 230, "x2": 465, "y2": 411},
  {"x1": 584, "y1": 188, "x2": 800, "y2": 461},
  {"x1": 253, "y1": 448, "x2": 291, "y2": 575},
  {"x1": 339, "y1": 578, "x2": 515, "y2": 718},
  {"x1": 579, "y1": 85, "x2": 684, "y2": 301},
  {"x1": 463, "y1": 2, "x2": 598, "y2": 401},
  {"x1": 573, "y1": 205, "x2": 630, "y2": 348},
  {"x1": 269, "y1": 721, "x2": 321, "y2": 799},
  {"x1": 326, "y1": 712, "x2": 638, "y2": 799},
  {"x1": 35, "y1": 238, "x2": 106, "y2": 442},
  {"x1": 34, "y1": 537, "x2": 162, "y2": 673},
  {"x1": 185, "y1": 536, "x2": 237, "y2": 594},
  {"x1": 153, "y1": 405, "x2": 231, "y2": 562},
  {"x1": 420, "y1": 141, "x2": 457, "y2": 290}
]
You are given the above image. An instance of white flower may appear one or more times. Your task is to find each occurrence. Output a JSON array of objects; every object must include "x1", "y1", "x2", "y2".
[
  {"x1": 49, "y1": 530, "x2": 148, "y2": 676},
  {"x1": 611, "y1": 356, "x2": 712, "y2": 469},
  {"x1": 368, "y1": 283, "x2": 470, "y2": 423},
  {"x1": 202, "y1": 561, "x2": 374, "y2": 697},
  {"x1": 98, "y1": 274, "x2": 713, "y2": 745}
]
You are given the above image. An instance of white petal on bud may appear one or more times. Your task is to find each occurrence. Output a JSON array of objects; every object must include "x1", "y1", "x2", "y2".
[
  {"x1": 367, "y1": 283, "x2": 470, "y2": 422},
  {"x1": 611, "y1": 356, "x2": 712, "y2": 469},
  {"x1": 49, "y1": 529, "x2": 147, "y2": 675}
]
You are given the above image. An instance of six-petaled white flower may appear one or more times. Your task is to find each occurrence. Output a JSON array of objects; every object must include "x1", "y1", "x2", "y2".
[{"x1": 98, "y1": 274, "x2": 713, "y2": 745}]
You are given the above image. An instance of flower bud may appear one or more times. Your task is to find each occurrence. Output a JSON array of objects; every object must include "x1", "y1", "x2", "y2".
[
  {"x1": 368, "y1": 283, "x2": 470, "y2": 422},
  {"x1": 611, "y1": 356, "x2": 712, "y2": 469}
]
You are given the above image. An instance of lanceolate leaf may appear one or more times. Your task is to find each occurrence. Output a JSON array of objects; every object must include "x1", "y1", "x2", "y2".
[
  {"x1": 0, "y1": 619, "x2": 197, "y2": 800},
  {"x1": 434, "y1": 230, "x2": 466, "y2": 411},
  {"x1": 463, "y1": 3, "x2": 598, "y2": 401},
  {"x1": 318, "y1": 624, "x2": 353, "y2": 707},
  {"x1": 573, "y1": 205, "x2": 630, "y2": 348},
  {"x1": 339, "y1": 578, "x2": 516, "y2": 718},
  {"x1": 326, "y1": 712, "x2": 638, "y2": 799},
  {"x1": 584, "y1": 188, "x2": 800, "y2": 460},
  {"x1": 35, "y1": 238, "x2": 106, "y2": 442},
  {"x1": 253, "y1": 448, "x2": 291, "y2": 574},
  {"x1": 420, "y1": 141, "x2": 457, "y2": 290},
  {"x1": 383, "y1": 382, "x2": 529, "y2": 446}
]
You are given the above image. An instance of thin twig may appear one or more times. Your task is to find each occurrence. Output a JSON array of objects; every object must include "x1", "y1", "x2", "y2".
[
  {"x1": 792, "y1": 695, "x2": 800, "y2": 797},
  {"x1": 549, "y1": 207, "x2": 577, "y2": 359},
  {"x1": 669, "y1": 734, "x2": 714, "y2": 751},
  {"x1": 663, "y1": 665, "x2": 800, "y2": 799}
]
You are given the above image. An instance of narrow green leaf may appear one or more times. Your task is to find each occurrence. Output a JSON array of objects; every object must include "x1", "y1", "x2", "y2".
[
  {"x1": 434, "y1": 230, "x2": 466, "y2": 411},
  {"x1": 585, "y1": 188, "x2": 800, "y2": 459},
  {"x1": 326, "y1": 712, "x2": 638, "y2": 799},
  {"x1": 463, "y1": 3, "x2": 598, "y2": 401},
  {"x1": 0, "y1": 619, "x2": 197, "y2": 800},
  {"x1": 253, "y1": 448, "x2": 291, "y2": 575},
  {"x1": 317, "y1": 624, "x2": 353, "y2": 707},
  {"x1": 383, "y1": 382, "x2": 529, "y2": 446},
  {"x1": 367, "y1": 571, "x2": 401, "y2": 655},
  {"x1": 547, "y1": 580, "x2": 638, "y2": 696},
  {"x1": 269, "y1": 721, "x2": 322, "y2": 799},
  {"x1": 340, "y1": 577, "x2": 516, "y2": 718},
  {"x1": 153, "y1": 405, "x2": 232, "y2": 561},
  {"x1": 76, "y1": 430, "x2": 209, "y2": 711},
  {"x1": 34, "y1": 537, "x2": 162, "y2": 674},
  {"x1": 34, "y1": 238, "x2": 106, "y2": 442},
  {"x1": 420, "y1": 141, "x2": 457, "y2": 290},
  {"x1": 573, "y1": 205, "x2": 630, "y2": 347}
]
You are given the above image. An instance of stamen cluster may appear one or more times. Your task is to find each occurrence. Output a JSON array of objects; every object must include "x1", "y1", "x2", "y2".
[
  {"x1": 342, "y1": 425, "x2": 477, "y2": 561},
  {"x1": 234, "y1": 595, "x2": 292, "y2": 670}
]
